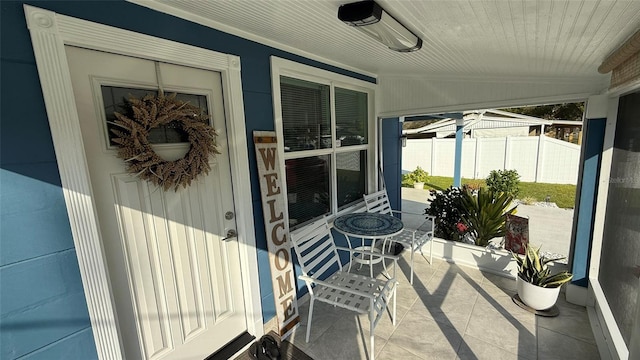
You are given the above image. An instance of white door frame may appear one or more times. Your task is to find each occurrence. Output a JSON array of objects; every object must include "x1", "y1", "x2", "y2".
[{"x1": 24, "y1": 5, "x2": 263, "y2": 359}]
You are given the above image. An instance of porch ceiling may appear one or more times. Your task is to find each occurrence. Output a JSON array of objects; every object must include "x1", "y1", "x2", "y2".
[{"x1": 132, "y1": 0, "x2": 640, "y2": 81}]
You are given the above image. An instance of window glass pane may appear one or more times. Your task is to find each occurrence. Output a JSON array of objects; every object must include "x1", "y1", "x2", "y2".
[
  {"x1": 285, "y1": 155, "x2": 331, "y2": 227},
  {"x1": 335, "y1": 87, "x2": 368, "y2": 147},
  {"x1": 280, "y1": 77, "x2": 331, "y2": 152},
  {"x1": 337, "y1": 150, "x2": 367, "y2": 209},
  {"x1": 101, "y1": 86, "x2": 209, "y2": 146}
]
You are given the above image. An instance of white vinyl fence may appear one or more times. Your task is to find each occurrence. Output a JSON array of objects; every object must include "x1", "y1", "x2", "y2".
[{"x1": 403, "y1": 136, "x2": 580, "y2": 184}]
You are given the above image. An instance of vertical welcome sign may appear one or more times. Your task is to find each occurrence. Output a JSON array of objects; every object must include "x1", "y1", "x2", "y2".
[{"x1": 253, "y1": 131, "x2": 300, "y2": 336}]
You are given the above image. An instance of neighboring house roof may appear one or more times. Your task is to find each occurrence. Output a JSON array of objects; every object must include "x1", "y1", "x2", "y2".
[{"x1": 403, "y1": 109, "x2": 582, "y2": 138}]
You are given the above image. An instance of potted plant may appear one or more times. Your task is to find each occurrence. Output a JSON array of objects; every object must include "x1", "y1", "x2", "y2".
[
  {"x1": 402, "y1": 166, "x2": 429, "y2": 189},
  {"x1": 512, "y1": 244, "x2": 573, "y2": 310},
  {"x1": 459, "y1": 187, "x2": 517, "y2": 247}
]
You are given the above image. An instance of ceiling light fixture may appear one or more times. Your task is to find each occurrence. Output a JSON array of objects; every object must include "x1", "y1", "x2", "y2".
[{"x1": 338, "y1": 1, "x2": 422, "y2": 52}]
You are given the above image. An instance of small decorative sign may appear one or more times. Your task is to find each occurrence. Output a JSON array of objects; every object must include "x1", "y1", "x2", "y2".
[
  {"x1": 253, "y1": 131, "x2": 300, "y2": 336},
  {"x1": 505, "y1": 214, "x2": 529, "y2": 255}
]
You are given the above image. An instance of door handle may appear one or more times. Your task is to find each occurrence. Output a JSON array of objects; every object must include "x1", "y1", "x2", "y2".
[{"x1": 223, "y1": 229, "x2": 237, "y2": 241}]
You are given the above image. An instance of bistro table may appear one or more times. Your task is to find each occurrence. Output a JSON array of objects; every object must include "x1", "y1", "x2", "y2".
[{"x1": 333, "y1": 212, "x2": 404, "y2": 278}]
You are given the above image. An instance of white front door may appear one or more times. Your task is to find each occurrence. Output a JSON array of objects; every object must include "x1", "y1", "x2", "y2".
[{"x1": 66, "y1": 46, "x2": 247, "y2": 360}]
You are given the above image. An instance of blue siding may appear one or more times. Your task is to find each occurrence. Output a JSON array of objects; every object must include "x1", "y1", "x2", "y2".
[
  {"x1": 571, "y1": 118, "x2": 606, "y2": 287},
  {"x1": 381, "y1": 118, "x2": 402, "y2": 209},
  {"x1": 0, "y1": 1, "x2": 375, "y2": 357},
  {"x1": 20, "y1": 328, "x2": 98, "y2": 360}
]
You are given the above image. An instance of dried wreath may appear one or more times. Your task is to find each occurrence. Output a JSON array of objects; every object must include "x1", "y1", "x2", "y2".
[{"x1": 111, "y1": 93, "x2": 220, "y2": 191}]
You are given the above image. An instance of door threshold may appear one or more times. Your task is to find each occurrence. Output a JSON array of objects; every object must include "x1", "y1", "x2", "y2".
[{"x1": 205, "y1": 332, "x2": 255, "y2": 360}]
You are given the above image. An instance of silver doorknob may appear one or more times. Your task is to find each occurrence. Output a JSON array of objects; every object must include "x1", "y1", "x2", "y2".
[{"x1": 223, "y1": 229, "x2": 237, "y2": 241}]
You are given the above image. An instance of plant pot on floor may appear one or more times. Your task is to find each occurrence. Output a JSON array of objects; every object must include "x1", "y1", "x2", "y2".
[
  {"x1": 413, "y1": 182, "x2": 424, "y2": 189},
  {"x1": 516, "y1": 276, "x2": 561, "y2": 310}
]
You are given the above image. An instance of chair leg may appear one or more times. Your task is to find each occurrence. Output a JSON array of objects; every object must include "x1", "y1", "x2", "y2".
[
  {"x1": 306, "y1": 298, "x2": 315, "y2": 343},
  {"x1": 392, "y1": 283, "x2": 397, "y2": 326},
  {"x1": 381, "y1": 238, "x2": 389, "y2": 276},
  {"x1": 410, "y1": 247, "x2": 415, "y2": 285},
  {"x1": 369, "y1": 309, "x2": 375, "y2": 360}
]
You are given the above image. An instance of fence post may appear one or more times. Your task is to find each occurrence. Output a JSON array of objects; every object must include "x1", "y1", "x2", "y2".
[
  {"x1": 431, "y1": 138, "x2": 436, "y2": 176},
  {"x1": 473, "y1": 138, "x2": 479, "y2": 179},
  {"x1": 504, "y1": 136, "x2": 512, "y2": 169},
  {"x1": 535, "y1": 135, "x2": 545, "y2": 183}
]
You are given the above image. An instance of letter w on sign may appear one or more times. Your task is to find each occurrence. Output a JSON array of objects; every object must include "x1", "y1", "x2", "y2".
[{"x1": 253, "y1": 131, "x2": 300, "y2": 337}]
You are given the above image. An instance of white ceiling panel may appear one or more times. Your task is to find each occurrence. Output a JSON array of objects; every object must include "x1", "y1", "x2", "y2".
[{"x1": 133, "y1": 0, "x2": 640, "y2": 80}]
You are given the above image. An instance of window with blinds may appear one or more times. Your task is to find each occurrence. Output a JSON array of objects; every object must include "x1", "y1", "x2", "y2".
[
  {"x1": 279, "y1": 75, "x2": 371, "y2": 229},
  {"x1": 335, "y1": 87, "x2": 368, "y2": 146},
  {"x1": 280, "y1": 77, "x2": 330, "y2": 152}
]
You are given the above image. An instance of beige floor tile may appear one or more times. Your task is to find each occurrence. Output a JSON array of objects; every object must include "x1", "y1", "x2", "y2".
[
  {"x1": 295, "y1": 246, "x2": 598, "y2": 360},
  {"x1": 466, "y1": 297, "x2": 537, "y2": 358},
  {"x1": 352, "y1": 301, "x2": 407, "y2": 341},
  {"x1": 473, "y1": 292, "x2": 536, "y2": 325},
  {"x1": 304, "y1": 319, "x2": 388, "y2": 360},
  {"x1": 425, "y1": 269, "x2": 484, "y2": 298},
  {"x1": 481, "y1": 273, "x2": 518, "y2": 298},
  {"x1": 456, "y1": 334, "x2": 524, "y2": 360},
  {"x1": 377, "y1": 341, "x2": 426, "y2": 360},
  {"x1": 537, "y1": 327, "x2": 600, "y2": 360},
  {"x1": 536, "y1": 297, "x2": 597, "y2": 344},
  {"x1": 387, "y1": 313, "x2": 463, "y2": 360},
  {"x1": 293, "y1": 300, "x2": 355, "y2": 344},
  {"x1": 410, "y1": 292, "x2": 475, "y2": 333}
]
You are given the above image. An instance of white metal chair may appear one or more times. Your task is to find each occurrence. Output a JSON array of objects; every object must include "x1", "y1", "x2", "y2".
[
  {"x1": 363, "y1": 189, "x2": 435, "y2": 284},
  {"x1": 289, "y1": 217, "x2": 398, "y2": 360}
]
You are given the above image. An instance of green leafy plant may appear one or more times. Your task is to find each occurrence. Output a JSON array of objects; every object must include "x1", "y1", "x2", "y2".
[
  {"x1": 402, "y1": 166, "x2": 429, "y2": 186},
  {"x1": 459, "y1": 187, "x2": 517, "y2": 246},
  {"x1": 425, "y1": 187, "x2": 465, "y2": 240},
  {"x1": 486, "y1": 169, "x2": 521, "y2": 198},
  {"x1": 512, "y1": 244, "x2": 573, "y2": 288}
]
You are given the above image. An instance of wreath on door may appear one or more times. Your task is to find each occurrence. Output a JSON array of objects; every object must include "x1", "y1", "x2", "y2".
[{"x1": 111, "y1": 93, "x2": 220, "y2": 191}]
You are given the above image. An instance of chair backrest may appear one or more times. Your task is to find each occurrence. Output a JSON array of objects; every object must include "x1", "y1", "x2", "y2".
[
  {"x1": 363, "y1": 189, "x2": 393, "y2": 215},
  {"x1": 289, "y1": 217, "x2": 342, "y2": 281}
]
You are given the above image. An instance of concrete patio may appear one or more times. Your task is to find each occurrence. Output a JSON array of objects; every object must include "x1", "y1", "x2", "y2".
[{"x1": 287, "y1": 253, "x2": 599, "y2": 360}]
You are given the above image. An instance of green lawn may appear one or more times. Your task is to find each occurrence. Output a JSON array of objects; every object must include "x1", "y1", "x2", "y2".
[{"x1": 417, "y1": 176, "x2": 577, "y2": 209}]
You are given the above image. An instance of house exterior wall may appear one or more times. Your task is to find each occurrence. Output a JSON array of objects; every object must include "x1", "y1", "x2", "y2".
[{"x1": 0, "y1": 1, "x2": 374, "y2": 358}]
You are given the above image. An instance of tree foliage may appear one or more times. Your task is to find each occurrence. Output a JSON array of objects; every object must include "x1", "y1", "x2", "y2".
[{"x1": 501, "y1": 102, "x2": 584, "y2": 121}]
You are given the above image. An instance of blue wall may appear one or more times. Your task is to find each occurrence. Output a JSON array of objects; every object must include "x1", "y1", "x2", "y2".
[
  {"x1": 0, "y1": 1, "x2": 374, "y2": 358},
  {"x1": 382, "y1": 118, "x2": 402, "y2": 209}
]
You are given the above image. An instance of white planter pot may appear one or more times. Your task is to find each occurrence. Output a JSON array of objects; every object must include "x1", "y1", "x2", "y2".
[
  {"x1": 413, "y1": 182, "x2": 424, "y2": 189},
  {"x1": 517, "y1": 276, "x2": 561, "y2": 310}
]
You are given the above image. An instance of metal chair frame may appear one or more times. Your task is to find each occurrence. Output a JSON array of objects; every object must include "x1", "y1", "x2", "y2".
[
  {"x1": 363, "y1": 189, "x2": 435, "y2": 284},
  {"x1": 289, "y1": 217, "x2": 398, "y2": 360}
]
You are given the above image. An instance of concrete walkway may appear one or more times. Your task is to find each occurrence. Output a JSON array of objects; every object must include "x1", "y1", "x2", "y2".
[{"x1": 401, "y1": 187, "x2": 574, "y2": 259}]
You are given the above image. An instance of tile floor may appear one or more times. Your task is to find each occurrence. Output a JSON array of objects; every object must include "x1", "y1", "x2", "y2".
[{"x1": 287, "y1": 253, "x2": 599, "y2": 360}]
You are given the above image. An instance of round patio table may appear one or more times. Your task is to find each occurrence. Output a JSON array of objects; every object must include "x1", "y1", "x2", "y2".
[{"x1": 333, "y1": 212, "x2": 404, "y2": 278}]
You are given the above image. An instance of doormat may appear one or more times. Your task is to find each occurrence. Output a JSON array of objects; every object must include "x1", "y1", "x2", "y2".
[{"x1": 234, "y1": 331, "x2": 314, "y2": 360}]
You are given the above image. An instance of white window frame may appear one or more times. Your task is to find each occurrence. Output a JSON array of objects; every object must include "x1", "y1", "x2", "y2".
[{"x1": 270, "y1": 57, "x2": 377, "y2": 228}]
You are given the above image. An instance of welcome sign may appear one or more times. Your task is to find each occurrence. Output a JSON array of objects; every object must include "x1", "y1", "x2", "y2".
[{"x1": 253, "y1": 131, "x2": 300, "y2": 336}]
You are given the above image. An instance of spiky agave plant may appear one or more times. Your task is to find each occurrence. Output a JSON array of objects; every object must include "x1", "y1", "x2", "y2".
[
  {"x1": 512, "y1": 244, "x2": 573, "y2": 288},
  {"x1": 459, "y1": 187, "x2": 517, "y2": 246}
]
